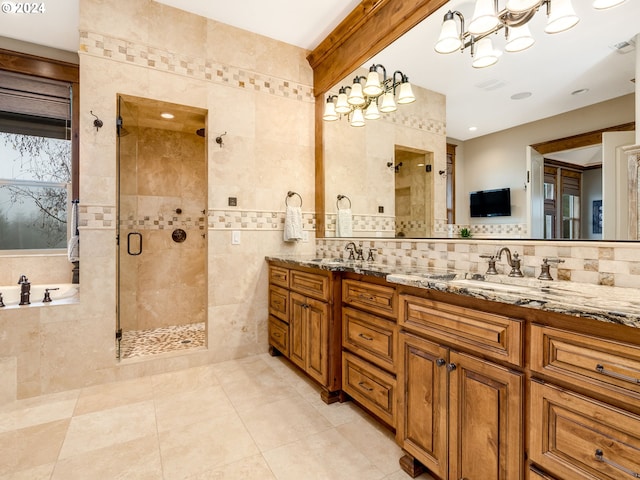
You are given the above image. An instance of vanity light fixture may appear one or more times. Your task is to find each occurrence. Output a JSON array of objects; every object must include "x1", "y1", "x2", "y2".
[
  {"x1": 322, "y1": 64, "x2": 415, "y2": 126},
  {"x1": 435, "y1": 0, "x2": 624, "y2": 68}
]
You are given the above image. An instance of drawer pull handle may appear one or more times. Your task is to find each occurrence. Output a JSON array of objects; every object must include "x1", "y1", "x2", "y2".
[
  {"x1": 595, "y1": 364, "x2": 640, "y2": 385},
  {"x1": 447, "y1": 363, "x2": 457, "y2": 372},
  {"x1": 595, "y1": 449, "x2": 640, "y2": 478},
  {"x1": 273, "y1": 332, "x2": 281, "y2": 338},
  {"x1": 358, "y1": 381, "x2": 374, "y2": 392},
  {"x1": 358, "y1": 333, "x2": 374, "y2": 341},
  {"x1": 436, "y1": 358, "x2": 446, "y2": 367}
]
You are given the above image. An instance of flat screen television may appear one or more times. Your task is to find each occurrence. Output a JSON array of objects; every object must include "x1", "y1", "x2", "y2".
[{"x1": 470, "y1": 188, "x2": 511, "y2": 217}]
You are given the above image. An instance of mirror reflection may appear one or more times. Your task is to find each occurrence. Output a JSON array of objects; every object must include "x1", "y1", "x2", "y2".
[{"x1": 322, "y1": 0, "x2": 639, "y2": 240}]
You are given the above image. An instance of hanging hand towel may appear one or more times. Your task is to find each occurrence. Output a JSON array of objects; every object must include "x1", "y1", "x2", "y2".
[
  {"x1": 336, "y1": 208, "x2": 353, "y2": 237},
  {"x1": 284, "y1": 205, "x2": 303, "y2": 242},
  {"x1": 68, "y1": 200, "x2": 80, "y2": 262}
]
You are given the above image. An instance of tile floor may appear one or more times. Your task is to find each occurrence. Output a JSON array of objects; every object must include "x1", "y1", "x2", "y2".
[
  {"x1": 120, "y1": 323, "x2": 206, "y2": 359},
  {"x1": 0, "y1": 353, "x2": 433, "y2": 480}
]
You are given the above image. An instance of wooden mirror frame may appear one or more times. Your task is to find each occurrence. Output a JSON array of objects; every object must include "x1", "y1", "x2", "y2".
[{"x1": 307, "y1": 0, "x2": 448, "y2": 238}]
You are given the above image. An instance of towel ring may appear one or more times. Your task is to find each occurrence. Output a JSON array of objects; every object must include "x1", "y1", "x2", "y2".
[
  {"x1": 286, "y1": 191, "x2": 302, "y2": 207},
  {"x1": 336, "y1": 194, "x2": 351, "y2": 209}
]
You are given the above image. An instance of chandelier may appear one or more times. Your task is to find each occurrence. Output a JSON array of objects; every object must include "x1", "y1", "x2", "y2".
[
  {"x1": 435, "y1": 0, "x2": 628, "y2": 68},
  {"x1": 322, "y1": 64, "x2": 416, "y2": 127}
]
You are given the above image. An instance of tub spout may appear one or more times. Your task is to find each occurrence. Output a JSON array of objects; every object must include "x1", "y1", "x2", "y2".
[{"x1": 18, "y1": 275, "x2": 30, "y2": 305}]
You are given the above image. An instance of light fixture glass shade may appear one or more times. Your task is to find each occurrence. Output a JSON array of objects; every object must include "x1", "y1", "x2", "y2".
[
  {"x1": 335, "y1": 91, "x2": 351, "y2": 114},
  {"x1": 592, "y1": 0, "x2": 625, "y2": 9},
  {"x1": 545, "y1": 0, "x2": 579, "y2": 33},
  {"x1": 472, "y1": 37, "x2": 499, "y2": 68},
  {"x1": 363, "y1": 70, "x2": 383, "y2": 96},
  {"x1": 397, "y1": 82, "x2": 416, "y2": 104},
  {"x1": 505, "y1": 24, "x2": 535, "y2": 52},
  {"x1": 322, "y1": 99, "x2": 338, "y2": 121},
  {"x1": 468, "y1": 0, "x2": 499, "y2": 35},
  {"x1": 379, "y1": 92, "x2": 397, "y2": 113},
  {"x1": 505, "y1": 0, "x2": 540, "y2": 13},
  {"x1": 347, "y1": 82, "x2": 365, "y2": 106},
  {"x1": 435, "y1": 15, "x2": 462, "y2": 53},
  {"x1": 350, "y1": 108, "x2": 365, "y2": 127},
  {"x1": 364, "y1": 100, "x2": 381, "y2": 120}
]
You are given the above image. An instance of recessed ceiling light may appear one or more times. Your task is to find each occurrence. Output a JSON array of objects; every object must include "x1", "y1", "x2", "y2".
[
  {"x1": 161, "y1": 112, "x2": 174, "y2": 119},
  {"x1": 469, "y1": 126, "x2": 478, "y2": 132},
  {"x1": 571, "y1": 88, "x2": 590, "y2": 96},
  {"x1": 511, "y1": 92, "x2": 532, "y2": 100}
]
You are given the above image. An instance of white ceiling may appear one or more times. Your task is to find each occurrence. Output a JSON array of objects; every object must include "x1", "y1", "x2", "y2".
[{"x1": 1, "y1": 0, "x2": 637, "y2": 156}]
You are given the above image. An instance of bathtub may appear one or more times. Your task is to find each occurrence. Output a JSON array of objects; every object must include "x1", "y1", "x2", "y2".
[{"x1": 0, "y1": 283, "x2": 79, "y2": 308}]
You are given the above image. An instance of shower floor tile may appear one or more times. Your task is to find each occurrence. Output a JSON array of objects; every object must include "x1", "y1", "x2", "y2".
[{"x1": 120, "y1": 323, "x2": 205, "y2": 359}]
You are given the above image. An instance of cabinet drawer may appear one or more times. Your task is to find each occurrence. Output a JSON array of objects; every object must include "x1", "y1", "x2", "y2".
[
  {"x1": 290, "y1": 270, "x2": 330, "y2": 301},
  {"x1": 530, "y1": 381, "x2": 640, "y2": 480},
  {"x1": 342, "y1": 351, "x2": 396, "y2": 427},
  {"x1": 343, "y1": 307, "x2": 396, "y2": 372},
  {"x1": 342, "y1": 279, "x2": 397, "y2": 318},
  {"x1": 531, "y1": 324, "x2": 640, "y2": 408},
  {"x1": 399, "y1": 295, "x2": 523, "y2": 366},
  {"x1": 269, "y1": 265, "x2": 289, "y2": 288},
  {"x1": 268, "y1": 284, "x2": 289, "y2": 323},
  {"x1": 268, "y1": 315, "x2": 289, "y2": 357}
]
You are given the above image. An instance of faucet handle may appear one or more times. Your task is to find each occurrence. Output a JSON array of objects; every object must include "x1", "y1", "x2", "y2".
[
  {"x1": 18, "y1": 275, "x2": 29, "y2": 284},
  {"x1": 366, "y1": 249, "x2": 375, "y2": 262},
  {"x1": 479, "y1": 254, "x2": 498, "y2": 275},
  {"x1": 544, "y1": 257, "x2": 565, "y2": 265}
]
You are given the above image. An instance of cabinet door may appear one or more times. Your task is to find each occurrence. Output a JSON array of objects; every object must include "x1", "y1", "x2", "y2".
[
  {"x1": 289, "y1": 292, "x2": 306, "y2": 370},
  {"x1": 397, "y1": 332, "x2": 449, "y2": 479},
  {"x1": 449, "y1": 350, "x2": 524, "y2": 480},
  {"x1": 305, "y1": 295, "x2": 329, "y2": 385}
]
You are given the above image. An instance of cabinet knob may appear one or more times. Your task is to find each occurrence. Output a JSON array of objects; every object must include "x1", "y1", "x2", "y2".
[
  {"x1": 447, "y1": 363, "x2": 457, "y2": 372},
  {"x1": 436, "y1": 358, "x2": 446, "y2": 367}
]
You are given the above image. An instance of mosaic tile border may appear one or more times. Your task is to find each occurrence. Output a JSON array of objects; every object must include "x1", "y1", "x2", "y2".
[
  {"x1": 209, "y1": 209, "x2": 316, "y2": 231},
  {"x1": 324, "y1": 213, "x2": 395, "y2": 236},
  {"x1": 120, "y1": 214, "x2": 207, "y2": 230},
  {"x1": 79, "y1": 31, "x2": 314, "y2": 103}
]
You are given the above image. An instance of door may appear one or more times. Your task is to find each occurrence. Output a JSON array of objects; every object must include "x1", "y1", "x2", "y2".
[
  {"x1": 602, "y1": 131, "x2": 635, "y2": 239},
  {"x1": 397, "y1": 332, "x2": 449, "y2": 479},
  {"x1": 448, "y1": 351, "x2": 524, "y2": 480},
  {"x1": 527, "y1": 146, "x2": 544, "y2": 239}
]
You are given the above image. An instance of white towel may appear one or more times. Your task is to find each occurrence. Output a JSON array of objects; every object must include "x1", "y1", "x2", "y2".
[
  {"x1": 336, "y1": 209, "x2": 353, "y2": 237},
  {"x1": 68, "y1": 201, "x2": 80, "y2": 262},
  {"x1": 283, "y1": 206, "x2": 303, "y2": 242}
]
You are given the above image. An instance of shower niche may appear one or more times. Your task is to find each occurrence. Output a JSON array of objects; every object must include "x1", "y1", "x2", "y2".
[{"x1": 116, "y1": 94, "x2": 208, "y2": 359}]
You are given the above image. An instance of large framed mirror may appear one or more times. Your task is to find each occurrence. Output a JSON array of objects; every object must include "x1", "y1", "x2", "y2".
[{"x1": 309, "y1": 0, "x2": 639, "y2": 241}]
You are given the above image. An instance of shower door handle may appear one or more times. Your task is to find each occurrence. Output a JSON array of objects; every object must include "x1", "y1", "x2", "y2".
[{"x1": 127, "y1": 232, "x2": 143, "y2": 255}]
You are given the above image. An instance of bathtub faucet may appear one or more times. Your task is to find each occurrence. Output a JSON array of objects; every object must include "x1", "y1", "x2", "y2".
[{"x1": 18, "y1": 275, "x2": 30, "y2": 305}]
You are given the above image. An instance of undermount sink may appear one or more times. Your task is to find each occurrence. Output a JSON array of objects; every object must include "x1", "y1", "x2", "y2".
[{"x1": 447, "y1": 276, "x2": 556, "y2": 296}]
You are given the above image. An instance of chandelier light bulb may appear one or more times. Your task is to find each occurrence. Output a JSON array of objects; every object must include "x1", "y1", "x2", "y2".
[
  {"x1": 545, "y1": 0, "x2": 579, "y2": 33},
  {"x1": 472, "y1": 37, "x2": 499, "y2": 68},
  {"x1": 335, "y1": 89, "x2": 351, "y2": 114},
  {"x1": 347, "y1": 81, "x2": 365, "y2": 106},
  {"x1": 364, "y1": 99, "x2": 381, "y2": 120},
  {"x1": 379, "y1": 92, "x2": 397, "y2": 113},
  {"x1": 505, "y1": 24, "x2": 535, "y2": 52},
  {"x1": 397, "y1": 81, "x2": 416, "y2": 104},
  {"x1": 435, "y1": 12, "x2": 462, "y2": 54},
  {"x1": 350, "y1": 107, "x2": 365, "y2": 127},
  {"x1": 468, "y1": 0, "x2": 499, "y2": 35},
  {"x1": 363, "y1": 69, "x2": 383, "y2": 96},
  {"x1": 322, "y1": 98, "x2": 338, "y2": 121}
]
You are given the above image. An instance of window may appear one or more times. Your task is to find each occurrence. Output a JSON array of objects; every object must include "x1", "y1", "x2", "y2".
[{"x1": 0, "y1": 50, "x2": 79, "y2": 250}]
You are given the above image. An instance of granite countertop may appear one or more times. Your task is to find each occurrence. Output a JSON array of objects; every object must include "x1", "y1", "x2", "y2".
[{"x1": 266, "y1": 255, "x2": 640, "y2": 329}]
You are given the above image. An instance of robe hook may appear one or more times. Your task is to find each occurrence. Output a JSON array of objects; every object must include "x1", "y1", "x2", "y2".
[
  {"x1": 90, "y1": 111, "x2": 103, "y2": 131},
  {"x1": 216, "y1": 131, "x2": 227, "y2": 148}
]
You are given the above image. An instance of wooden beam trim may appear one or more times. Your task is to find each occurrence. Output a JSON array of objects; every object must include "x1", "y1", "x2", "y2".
[{"x1": 531, "y1": 122, "x2": 636, "y2": 155}]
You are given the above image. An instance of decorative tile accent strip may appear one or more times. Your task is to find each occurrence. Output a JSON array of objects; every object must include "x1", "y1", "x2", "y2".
[
  {"x1": 78, "y1": 204, "x2": 115, "y2": 229},
  {"x1": 324, "y1": 213, "x2": 395, "y2": 237},
  {"x1": 79, "y1": 31, "x2": 314, "y2": 103},
  {"x1": 120, "y1": 214, "x2": 207, "y2": 231},
  {"x1": 209, "y1": 209, "x2": 316, "y2": 231},
  {"x1": 316, "y1": 238, "x2": 640, "y2": 289},
  {"x1": 445, "y1": 223, "x2": 528, "y2": 238}
]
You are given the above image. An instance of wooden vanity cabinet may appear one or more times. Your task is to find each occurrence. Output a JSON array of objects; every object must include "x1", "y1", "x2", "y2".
[
  {"x1": 341, "y1": 276, "x2": 398, "y2": 427},
  {"x1": 267, "y1": 261, "x2": 342, "y2": 403},
  {"x1": 397, "y1": 293, "x2": 524, "y2": 480}
]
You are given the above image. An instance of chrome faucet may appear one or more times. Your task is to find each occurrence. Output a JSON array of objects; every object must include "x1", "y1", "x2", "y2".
[
  {"x1": 495, "y1": 247, "x2": 523, "y2": 277},
  {"x1": 18, "y1": 275, "x2": 30, "y2": 305},
  {"x1": 344, "y1": 242, "x2": 364, "y2": 261}
]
